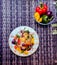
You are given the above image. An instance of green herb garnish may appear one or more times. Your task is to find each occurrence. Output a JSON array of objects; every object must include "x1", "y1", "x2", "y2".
[
  {"x1": 24, "y1": 30, "x2": 30, "y2": 34},
  {"x1": 21, "y1": 50, "x2": 25, "y2": 53},
  {"x1": 31, "y1": 35, "x2": 33, "y2": 38},
  {"x1": 16, "y1": 34, "x2": 20, "y2": 38},
  {"x1": 27, "y1": 36, "x2": 29, "y2": 38}
]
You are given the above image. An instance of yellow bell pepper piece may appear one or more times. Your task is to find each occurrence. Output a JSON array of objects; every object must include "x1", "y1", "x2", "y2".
[
  {"x1": 24, "y1": 50, "x2": 28, "y2": 55},
  {"x1": 38, "y1": 17, "x2": 42, "y2": 23},
  {"x1": 20, "y1": 37, "x2": 26, "y2": 42},
  {"x1": 34, "y1": 12, "x2": 40, "y2": 21},
  {"x1": 15, "y1": 46, "x2": 21, "y2": 53},
  {"x1": 31, "y1": 38, "x2": 34, "y2": 44},
  {"x1": 34, "y1": 12, "x2": 42, "y2": 23}
]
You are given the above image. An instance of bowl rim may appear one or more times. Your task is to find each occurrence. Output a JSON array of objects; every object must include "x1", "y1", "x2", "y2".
[{"x1": 35, "y1": 17, "x2": 55, "y2": 25}]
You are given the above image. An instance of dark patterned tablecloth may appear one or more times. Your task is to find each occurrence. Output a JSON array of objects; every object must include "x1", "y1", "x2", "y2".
[{"x1": 0, "y1": 0, "x2": 57, "y2": 65}]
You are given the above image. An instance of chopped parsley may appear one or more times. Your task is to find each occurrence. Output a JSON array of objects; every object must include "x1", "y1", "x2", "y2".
[
  {"x1": 16, "y1": 34, "x2": 20, "y2": 38},
  {"x1": 24, "y1": 30, "x2": 30, "y2": 34}
]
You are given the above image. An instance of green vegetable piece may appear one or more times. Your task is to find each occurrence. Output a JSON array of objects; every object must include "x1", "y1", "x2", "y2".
[
  {"x1": 48, "y1": 16, "x2": 53, "y2": 21},
  {"x1": 24, "y1": 30, "x2": 30, "y2": 34},
  {"x1": 27, "y1": 36, "x2": 29, "y2": 39},
  {"x1": 42, "y1": 15, "x2": 49, "y2": 23},
  {"x1": 31, "y1": 35, "x2": 33, "y2": 38},
  {"x1": 16, "y1": 34, "x2": 20, "y2": 38},
  {"x1": 26, "y1": 46, "x2": 31, "y2": 51},
  {"x1": 21, "y1": 50, "x2": 25, "y2": 53}
]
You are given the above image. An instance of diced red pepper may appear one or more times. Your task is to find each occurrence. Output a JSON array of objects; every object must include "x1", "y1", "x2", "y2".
[
  {"x1": 18, "y1": 38, "x2": 21, "y2": 45},
  {"x1": 14, "y1": 45, "x2": 17, "y2": 49}
]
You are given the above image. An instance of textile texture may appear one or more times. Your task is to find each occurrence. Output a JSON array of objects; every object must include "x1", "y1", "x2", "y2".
[{"x1": 0, "y1": 0, "x2": 57, "y2": 65}]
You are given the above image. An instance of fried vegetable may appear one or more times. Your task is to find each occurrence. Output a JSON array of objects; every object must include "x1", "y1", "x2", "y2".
[
  {"x1": 14, "y1": 45, "x2": 21, "y2": 53},
  {"x1": 21, "y1": 50, "x2": 25, "y2": 53},
  {"x1": 12, "y1": 29, "x2": 35, "y2": 55},
  {"x1": 16, "y1": 34, "x2": 20, "y2": 38},
  {"x1": 23, "y1": 32, "x2": 29, "y2": 39},
  {"x1": 24, "y1": 50, "x2": 28, "y2": 54},
  {"x1": 20, "y1": 37, "x2": 26, "y2": 42},
  {"x1": 14, "y1": 45, "x2": 18, "y2": 49},
  {"x1": 12, "y1": 39, "x2": 17, "y2": 44},
  {"x1": 26, "y1": 46, "x2": 32, "y2": 51},
  {"x1": 24, "y1": 30, "x2": 30, "y2": 34},
  {"x1": 17, "y1": 38, "x2": 21, "y2": 45},
  {"x1": 25, "y1": 41, "x2": 31, "y2": 46}
]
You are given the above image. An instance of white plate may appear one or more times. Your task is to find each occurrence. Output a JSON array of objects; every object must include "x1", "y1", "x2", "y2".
[{"x1": 9, "y1": 26, "x2": 39, "y2": 57}]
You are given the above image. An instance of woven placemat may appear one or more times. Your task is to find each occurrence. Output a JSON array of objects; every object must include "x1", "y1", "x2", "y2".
[{"x1": 0, "y1": 0, "x2": 57, "y2": 65}]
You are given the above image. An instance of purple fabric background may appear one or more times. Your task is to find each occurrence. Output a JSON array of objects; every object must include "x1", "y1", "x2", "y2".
[{"x1": 0, "y1": 0, "x2": 57, "y2": 65}]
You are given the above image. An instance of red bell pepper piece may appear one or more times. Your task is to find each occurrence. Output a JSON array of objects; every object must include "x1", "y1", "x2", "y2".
[
  {"x1": 35, "y1": 3, "x2": 48, "y2": 15},
  {"x1": 18, "y1": 38, "x2": 21, "y2": 45}
]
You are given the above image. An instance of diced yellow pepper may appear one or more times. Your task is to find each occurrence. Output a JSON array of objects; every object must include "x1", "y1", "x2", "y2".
[
  {"x1": 16, "y1": 47, "x2": 21, "y2": 53},
  {"x1": 24, "y1": 50, "x2": 28, "y2": 55},
  {"x1": 31, "y1": 38, "x2": 34, "y2": 44},
  {"x1": 20, "y1": 37, "x2": 26, "y2": 42}
]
